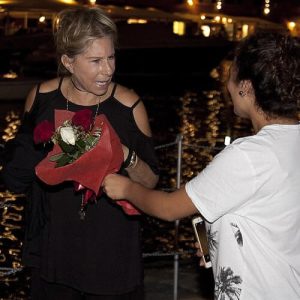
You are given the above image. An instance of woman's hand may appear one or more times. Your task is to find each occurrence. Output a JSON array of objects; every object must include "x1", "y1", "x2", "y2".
[{"x1": 103, "y1": 174, "x2": 132, "y2": 200}]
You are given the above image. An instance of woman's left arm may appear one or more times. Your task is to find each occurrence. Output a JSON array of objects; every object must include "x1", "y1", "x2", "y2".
[
  {"x1": 124, "y1": 149, "x2": 159, "y2": 188},
  {"x1": 123, "y1": 100, "x2": 159, "y2": 188}
]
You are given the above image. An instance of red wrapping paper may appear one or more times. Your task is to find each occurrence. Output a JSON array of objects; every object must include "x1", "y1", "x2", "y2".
[{"x1": 35, "y1": 109, "x2": 140, "y2": 215}]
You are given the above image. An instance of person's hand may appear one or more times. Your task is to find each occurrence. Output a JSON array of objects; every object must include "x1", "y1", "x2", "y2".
[
  {"x1": 102, "y1": 174, "x2": 132, "y2": 200},
  {"x1": 195, "y1": 242, "x2": 205, "y2": 267}
]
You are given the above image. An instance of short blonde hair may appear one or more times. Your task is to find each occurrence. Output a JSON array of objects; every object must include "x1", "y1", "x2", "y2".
[{"x1": 54, "y1": 6, "x2": 117, "y2": 76}]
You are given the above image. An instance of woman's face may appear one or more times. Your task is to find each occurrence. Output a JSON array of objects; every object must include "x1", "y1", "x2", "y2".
[{"x1": 68, "y1": 36, "x2": 115, "y2": 96}]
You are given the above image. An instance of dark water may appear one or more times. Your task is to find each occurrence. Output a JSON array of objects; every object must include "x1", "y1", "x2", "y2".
[{"x1": 0, "y1": 46, "x2": 253, "y2": 299}]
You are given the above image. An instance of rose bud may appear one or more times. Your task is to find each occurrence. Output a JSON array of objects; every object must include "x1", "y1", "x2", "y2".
[
  {"x1": 33, "y1": 120, "x2": 55, "y2": 144},
  {"x1": 72, "y1": 109, "x2": 93, "y2": 132}
]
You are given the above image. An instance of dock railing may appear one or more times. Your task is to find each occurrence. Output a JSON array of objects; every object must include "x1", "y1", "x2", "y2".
[
  {"x1": 150, "y1": 134, "x2": 224, "y2": 300},
  {"x1": 0, "y1": 134, "x2": 224, "y2": 299}
]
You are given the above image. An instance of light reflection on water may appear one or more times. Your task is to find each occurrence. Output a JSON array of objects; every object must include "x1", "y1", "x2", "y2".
[
  {"x1": 0, "y1": 191, "x2": 28, "y2": 298},
  {"x1": 0, "y1": 71, "x2": 253, "y2": 298}
]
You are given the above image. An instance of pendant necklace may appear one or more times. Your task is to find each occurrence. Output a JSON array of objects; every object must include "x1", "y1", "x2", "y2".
[
  {"x1": 66, "y1": 80, "x2": 104, "y2": 220},
  {"x1": 66, "y1": 89, "x2": 102, "y2": 122}
]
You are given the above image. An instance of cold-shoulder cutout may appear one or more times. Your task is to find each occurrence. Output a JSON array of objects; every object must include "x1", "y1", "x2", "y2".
[
  {"x1": 24, "y1": 78, "x2": 63, "y2": 113},
  {"x1": 113, "y1": 84, "x2": 152, "y2": 137},
  {"x1": 38, "y1": 78, "x2": 62, "y2": 93},
  {"x1": 131, "y1": 99, "x2": 141, "y2": 109},
  {"x1": 113, "y1": 84, "x2": 139, "y2": 108},
  {"x1": 132, "y1": 100, "x2": 152, "y2": 137}
]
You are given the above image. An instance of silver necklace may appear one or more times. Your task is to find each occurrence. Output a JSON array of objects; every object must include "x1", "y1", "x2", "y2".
[
  {"x1": 66, "y1": 82, "x2": 103, "y2": 220},
  {"x1": 66, "y1": 86, "x2": 102, "y2": 121}
]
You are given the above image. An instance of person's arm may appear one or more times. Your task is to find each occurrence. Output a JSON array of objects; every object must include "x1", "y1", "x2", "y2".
[
  {"x1": 118, "y1": 86, "x2": 159, "y2": 189},
  {"x1": 24, "y1": 84, "x2": 38, "y2": 113},
  {"x1": 103, "y1": 174, "x2": 198, "y2": 221},
  {"x1": 122, "y1": 144, "x2": 158, "y2": 189},
  {"x1": 1, "y1": 85, "x2": 41, "y2": 193}
]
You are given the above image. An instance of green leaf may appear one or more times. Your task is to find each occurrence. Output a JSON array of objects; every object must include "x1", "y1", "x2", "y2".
[
  {"x1": 59, "y1": 139, "x2": 76, "y2": 154},
  {"x1": 85, "y1": 136, "x2": 99, "y2": 149},
  {"x1": 55, "y1": 154, "x2": 71, "y2": 167},
  {"x1": 70, "y1": 151, "x2": 81, "y2": 160},
  {"x1": 85, "y1": 136, "x2": 94, "y2": 147},
  {"x1": 50, "y1": 153, "x2": 64, "y2": 162},
  {"x1": 76, "y1": 139, "x2": 85, "y2": 150}
]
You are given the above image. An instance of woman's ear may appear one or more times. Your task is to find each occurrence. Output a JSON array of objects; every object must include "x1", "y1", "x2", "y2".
[
  {"x1": 239, "y1": 80, "x2": 254, "y2": 97},
  {"x1": 61, "y1": 54, "x2": 74, "y2": 74}
]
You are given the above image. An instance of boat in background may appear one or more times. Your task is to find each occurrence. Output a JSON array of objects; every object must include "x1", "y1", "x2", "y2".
[
  {"x1": 0, "y1": 4, "x2": 235, "y2": 100},
  {"x1": 1, "y1": 1, "x2": 285, "y2": 99}
]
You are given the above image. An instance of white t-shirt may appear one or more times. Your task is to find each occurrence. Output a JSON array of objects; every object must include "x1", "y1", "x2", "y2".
[{"x1": 186, "y1": 124, "x2": 300, "y2": 299}]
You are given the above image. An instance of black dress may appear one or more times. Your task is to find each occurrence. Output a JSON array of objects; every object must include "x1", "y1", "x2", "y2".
[{"x1": 1, "y1": 78, "x2": 159, "y2": 295}]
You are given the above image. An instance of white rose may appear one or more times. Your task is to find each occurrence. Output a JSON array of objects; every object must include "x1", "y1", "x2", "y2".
[{"x1": 60, "y1": 126, "x2": 76, "y2": 145}]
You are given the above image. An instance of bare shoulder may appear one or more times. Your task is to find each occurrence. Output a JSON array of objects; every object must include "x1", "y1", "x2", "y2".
[
  {"x1": 114, "y1": 84, "x2": 152, "y2": 137},
  {"x1": 39, "y1": 78, "x2": 61, "y2": 93},
  {"x1": 24, "y1": 78, "x2": 61, "y2": 113},
  {"x1": 114, "y1": 84, "x2": 139, "y2": 107}
]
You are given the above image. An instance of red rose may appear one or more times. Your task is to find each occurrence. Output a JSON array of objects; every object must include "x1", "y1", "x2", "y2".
[
  {"x1": 33, "y1": 120, "x2": 55, "y2": 144},
  {"x1": 72, "y1": 109, "x2": 93, "y2": 132}
]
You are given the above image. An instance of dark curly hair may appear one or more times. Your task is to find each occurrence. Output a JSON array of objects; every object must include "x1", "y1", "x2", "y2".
[{"x1": 234, "y1": 32, "x2": 300, "y2": 119}]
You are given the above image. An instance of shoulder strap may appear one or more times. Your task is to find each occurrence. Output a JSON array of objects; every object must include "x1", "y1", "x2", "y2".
[
  {"x1": 29, "y1": 77, "x2": 63, "y2": 115},
  {"x1": 26, "y1": 82, "x2": 41, "y2": 115},
  {"x1": 131, "y1": 98, "x2": 141, "y2": 109},
  {"x1": 34, "y1": 76, "x2": 62, "y2": 97},
  {"x1": 58, "y1": 77, "x2": 64, "y2": 89},
  {"x1": 111, "y1": 83, "x2": 117, "y2": 97},
  {"x1": 35, "y1": 82, "x2": 41, "y2": 96},
  {"x1": 111, "y1": 83, "x2": 140, "y2": 109}
]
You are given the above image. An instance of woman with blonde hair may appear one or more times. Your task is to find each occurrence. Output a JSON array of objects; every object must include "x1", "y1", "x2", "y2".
[{"x1": 2, "y1": 7, "x2": 159, "y2": 299}]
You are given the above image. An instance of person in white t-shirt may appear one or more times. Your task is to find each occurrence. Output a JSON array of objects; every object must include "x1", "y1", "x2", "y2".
[{"x1": 103, "y1": 32, "x2": 300, "y2": 299}]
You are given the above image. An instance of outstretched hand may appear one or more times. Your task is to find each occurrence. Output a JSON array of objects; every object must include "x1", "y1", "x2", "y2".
[{"x1": 102, "y1": 174, "x2": 132, "y2": 200}]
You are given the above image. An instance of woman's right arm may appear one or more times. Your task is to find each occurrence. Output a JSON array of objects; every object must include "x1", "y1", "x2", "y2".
[
  {"x1": 24, "y1": 85, "x2": 38, "y2": 113},
  {"x1": 0, "y1": 85, "x2": 43, "y2": 193}
]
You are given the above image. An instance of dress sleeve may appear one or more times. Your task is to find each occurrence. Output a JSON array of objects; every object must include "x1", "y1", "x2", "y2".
[
  {"x1": 1, "y1": 112, "x2": 46, "y2": 193},
  {"x1": 130, "y1": 98, "x2": 159, "y2": 175},
  {"x1": 135, "y1": 135, "x2": 160, "y2": 175}
]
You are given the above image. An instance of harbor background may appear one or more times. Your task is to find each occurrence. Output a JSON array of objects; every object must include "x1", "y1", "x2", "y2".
[
  {"x1": 0, "y1": 49, "x2": 253, "y2": 299},
  {"x1": 0, "y1": 1, "x2": 279, "y2": 298}
]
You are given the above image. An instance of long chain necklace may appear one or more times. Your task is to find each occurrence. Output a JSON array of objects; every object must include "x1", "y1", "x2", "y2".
[
  {"x1": 66, "y1": 86, "x2": 102, "y2": 122},
  {"x1": 66, "y1": 81, "x2": 104, "y2": 220}
]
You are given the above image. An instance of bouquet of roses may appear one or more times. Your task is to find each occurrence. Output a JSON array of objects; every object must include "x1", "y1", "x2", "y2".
[
  {"x1": 34, "y1": 109, "x2": 102, "y2": 168},
  {"x1": 34, "y1": 109, "x2": 140, "y2": 216}
]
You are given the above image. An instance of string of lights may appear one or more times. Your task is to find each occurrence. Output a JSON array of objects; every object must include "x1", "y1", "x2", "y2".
[
  {"x1": 264, "y1": 0, "x2": 271, "y2": 15},
  {"x1": 216, "y1": 0, "x2": 222, "y2": 10}
]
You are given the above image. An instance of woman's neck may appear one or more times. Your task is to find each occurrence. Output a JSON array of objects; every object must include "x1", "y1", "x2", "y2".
[
  {"x1": 71, "y1": 76, "x2": 86, "y2": 92},
  {"x1": 66, "y1": 77, "x2": 109, "y2": 106}
]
